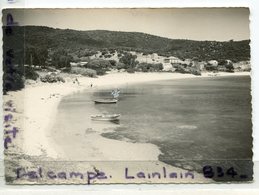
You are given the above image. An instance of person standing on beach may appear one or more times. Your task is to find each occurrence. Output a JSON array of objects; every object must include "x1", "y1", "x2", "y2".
[{"x1": 75, "y1": 78, "x2": 80, "y2": 85}]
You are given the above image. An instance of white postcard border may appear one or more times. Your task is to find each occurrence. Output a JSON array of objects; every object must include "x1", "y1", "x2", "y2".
[{"x1": 0, "y1": 0, "x2": 258, "y2": 194}]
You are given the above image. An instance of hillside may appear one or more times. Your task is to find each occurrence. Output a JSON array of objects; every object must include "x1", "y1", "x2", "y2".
[{"x1": 3, "y1": 25, "x2": 250, "y2": 65}]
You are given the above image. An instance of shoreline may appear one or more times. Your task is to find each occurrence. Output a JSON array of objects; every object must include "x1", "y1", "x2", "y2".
[
  {"x1": 4, "y1": 71, "x2": 250, "y2": 156},
  {"x1": 4, "y1": 71, "x2": 250, "y2": 183}
]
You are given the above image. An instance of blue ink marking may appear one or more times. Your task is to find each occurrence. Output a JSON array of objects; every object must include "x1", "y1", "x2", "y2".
[
  {"x1": 202, "y1": 166, "x2": 248, "y2": 180},
  {"x1": 5, "y1": 127, "x2": 19, "y2": 138},
  {"x1": 69, "y1": 172, "x2": 84, "y2": 179},
  {"x1": 125, "y1": 168, "x2": 134, "y2": 179},
  {"x1": 3, "y1": 14, "x2": 19, "y2": 150},
  {"x1": 15, "y1": 167, "x2": 109, "y2": 184},
  {"x1": 6, "y1": 13, "x2": 18, "y2": 26},
  {"x1": 125, "y1": 167, "x2": 195, "y2": 180},
  {"x1": 185, "y1": 171, "x2": 194, "y2": 179},
  {"x1": 14, "y1": 167, "x2": 197, "y2": 183},
  {"x1": 47, "y1": 171, "x2": 56, "y2": 179},
  {"x1": 4, "y1": 136, "x2": 12, "y2": 149},
  {"x1": 4, "y1": 114, "x2": 13, "y2": 122}
]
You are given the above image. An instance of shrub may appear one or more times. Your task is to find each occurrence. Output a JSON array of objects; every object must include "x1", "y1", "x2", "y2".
[
  {"x1": 40, "y1": 72, "x2": 66, "y2": 83},
  {"x1": 152, "y1": 63, "x2": 163, "y2": 71},
  {"x1": 95, "y1": 68, "x2": 106, "y2": 75},
  {"x1": 41, "y1": 74, "x2": 57, "y2": 83},
  {"x1": 177, "y1": 65, "x2": 191, "y2": 74},
  {"x1": 104, "y1": 54, "x2": 112, "y2": 58},
  {"x1": 126, "y1": 68, "x2": 135, "y2": 73},
  {"x1": 51, "y1": 49, "x2": 73, "y2": 68},
  {"x1": 225, "y1": 63, "x2": 234, "y2": 72},
  {"x1": 101, "y1": 51, "x2": 108, "y2": 55},
  {"x1": 61, "y1": 67, "x2": 71, "y2": 73},
  {"x1": 84, "y1": 68, "x2": 97, "y2": 77},
  {"x1": 119, "y1": 53, "x2": 138, "y2": 69},
  {"x1": 87, "y1": 59, "x2": 112, "y2": 69},
  {"x1": 85, "y1": 59, "x2": 112, "y2": 75},
  {"x1": 70, "y1": 67, "x2": 97, "y2": 77},
  {"x1": 205, "y1": 64, "x2": 218, "y2": 71},
  {"x1": 190, "y1": 67, "x2": 201, "y2": 76},
  {"x1": 25, "y1": 66, "x2": 39, "y2": 80},
  {"x1": 56, "y1": 76, "x2": 65, "y2": 82},
  {"x1": 109, "y1": 49, "x2": 116, "y2": 54},
  {"x1": 80, "y1": 56, "x2": 90, "y2": 62},
  {"x1": 109, "y1": 60, "x2": 117, "y2": 66},
  {"x1": 116, "y1": 62, "x2": 126, "y2": 70},
  {"x1": 137, "y1": 63, "x2": 163, "y2": 72}
]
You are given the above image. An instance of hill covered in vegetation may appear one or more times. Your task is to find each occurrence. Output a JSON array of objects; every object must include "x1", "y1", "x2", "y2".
[{"x1": 4, "y1": 25, "x2": 250, "y2": 65}]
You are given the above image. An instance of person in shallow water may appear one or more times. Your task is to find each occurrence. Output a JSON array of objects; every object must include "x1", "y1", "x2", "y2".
[{"x1": 111, "y1": 89, "x2": 120, "y2": 99}]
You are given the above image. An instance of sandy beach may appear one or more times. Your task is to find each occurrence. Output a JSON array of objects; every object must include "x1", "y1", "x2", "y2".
[
  {"x1": 5, "y1": 72, "x2": 249, "y2": 157},
  {"x1": 3, "y1": 71, "x2": 250, "y2": 184}
]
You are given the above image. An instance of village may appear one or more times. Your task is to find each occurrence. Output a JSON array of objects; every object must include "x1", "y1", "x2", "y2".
[
  {"x1": 69, "y1": 49, "x2": 251, "y2": 75},
  {"x1": 19, "y1": 46, "x2": 252, "y2": 86}
]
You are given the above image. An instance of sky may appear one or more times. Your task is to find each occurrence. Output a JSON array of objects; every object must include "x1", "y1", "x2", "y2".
[{"x1": 3, "y1": 8, "x2": 250, "y2": 41}]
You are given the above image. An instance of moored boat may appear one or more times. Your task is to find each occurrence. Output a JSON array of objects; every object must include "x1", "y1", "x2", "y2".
[
  {"x1": 91, "y1": 114, "x2": 120, "y2": 121},
  {"x1": 94, "y1": 99, "x2": 118, "y2": 104}
]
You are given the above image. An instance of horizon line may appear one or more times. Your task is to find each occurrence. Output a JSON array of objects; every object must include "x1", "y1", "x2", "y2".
[{"x1": 11, "y1": 25, "x2": 250, "y2": 42}]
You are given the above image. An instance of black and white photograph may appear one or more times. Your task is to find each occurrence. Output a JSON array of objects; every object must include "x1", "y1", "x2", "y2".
[{"x1": 2, "y1": 8, "x2": 253, "y2": 184}]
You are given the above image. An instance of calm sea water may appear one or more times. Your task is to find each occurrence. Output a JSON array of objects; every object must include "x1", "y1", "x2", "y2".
[
  {"x1": 53, "y1": 75, "x2": 252, "y2": 181},
  {"x1": 93, "y1": 76, "x2": 253, "y2": 181}
]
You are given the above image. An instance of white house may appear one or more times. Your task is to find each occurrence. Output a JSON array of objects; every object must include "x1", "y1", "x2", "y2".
[
  {"x1": 208, "y1": 60, "x2": 218, "y2": 67},
  {"x1": 80, "y1": 61, "x2": 88, "y2": 66}
]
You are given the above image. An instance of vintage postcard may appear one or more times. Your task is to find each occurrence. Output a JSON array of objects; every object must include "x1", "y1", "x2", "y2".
[{"x1": 2, "y1": 8, "x2": 253, "y2": 184}]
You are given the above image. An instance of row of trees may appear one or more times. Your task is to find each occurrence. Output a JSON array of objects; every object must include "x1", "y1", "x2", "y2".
[
  {"x1": 23, "y1": 47, "x2": 238, "y2": 78},
  {"x1": 83, "y1": 53, "x2": 163, "y2": 74},
  {"x1": 24, "y1": 48, "x2": 164, "y2": 75},
  {"x1": 3, "y1": 42, "x2": 244, "y2": 93}
]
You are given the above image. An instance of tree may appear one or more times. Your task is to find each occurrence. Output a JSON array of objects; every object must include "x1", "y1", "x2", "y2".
[
  {"x1": 51, "y1": 49, "x2": 72, "y2": 68},
  {"x1": 119, "y1": 53, "x2": 138, "y2": 69},
  {"x1": 25, "y1": 46, "x2": 48, "y2": 66},
  {"x1": 153, "y1": 63, "x2": 163, "y2": 71},
  {"x1": 225, "y1": 61, "x2": 234, "y2": 72},
  {"x1": 116, "y1": 62, "x2": 126, "y2": 70},
  {"x1": 86, "y1": 59, "x2": 112, "y2": 75},
  {"x1": 109, "y1": 60, "x2": 117, "y2": 66}
]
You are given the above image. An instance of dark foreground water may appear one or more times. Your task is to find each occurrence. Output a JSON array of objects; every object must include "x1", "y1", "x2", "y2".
[{"x1": 93, "y1": 76, "x2": 253, "y2": 181}]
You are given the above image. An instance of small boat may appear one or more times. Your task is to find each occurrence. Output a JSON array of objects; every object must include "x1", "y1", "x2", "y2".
[
  {"x1": 94, "y1": 99, "x2": 118, "y2": 104},
  {"x1": 91, "y1": 114, "x2": 120, "y2": 121}
]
